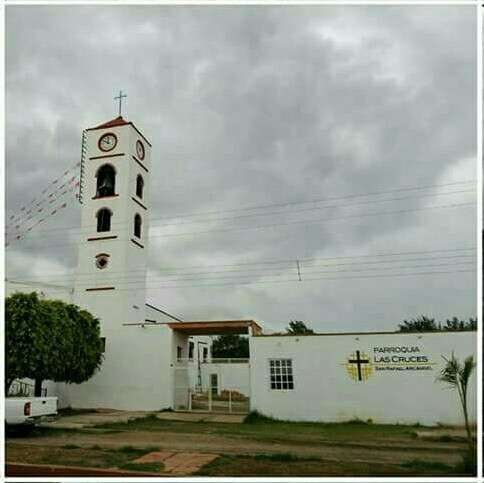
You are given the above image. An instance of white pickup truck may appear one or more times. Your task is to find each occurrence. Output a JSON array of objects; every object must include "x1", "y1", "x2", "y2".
[{"x1": 5, "y1": 397, "x2": 58, "y2": 426}]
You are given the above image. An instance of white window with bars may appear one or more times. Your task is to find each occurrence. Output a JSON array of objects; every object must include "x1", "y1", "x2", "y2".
[{"x1": 269, "y1": 358, "x2": 294, "y2": 390}]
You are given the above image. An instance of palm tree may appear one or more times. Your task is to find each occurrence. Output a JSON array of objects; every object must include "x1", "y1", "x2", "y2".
[{"x1": 438, "y1": 352, "x2": 475, "y2": 450}]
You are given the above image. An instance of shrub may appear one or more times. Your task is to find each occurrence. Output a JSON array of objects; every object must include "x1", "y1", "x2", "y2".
[
  {"x1": 343, "y1": 417, "x2": 368, "y2": 425},
  {"x1": 243, "y1": 411, "x2": 278, "y2": 424},
  {"x1": 454, "y1": 450, "x2": 477, "y2": 475}
]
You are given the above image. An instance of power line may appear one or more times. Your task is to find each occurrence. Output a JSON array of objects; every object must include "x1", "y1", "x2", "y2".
[
  {"x1": 12, "y1": 268, "x2": 474, "y2": 294},
  {"x1": 6, "y1": 252, "x2": 476, "y2": 283},
  {"x1": 10, "y1": 179, "x2": 476, "y2": 236},
  {"x1": 159, "y1": 202, "x2": 475, "y2": 239},
  {"x1": 14, "y1": 260, "x2": 472, "y2": 288},
  {"x1": 140, "y1": 179, "x2": 477, "y2": 221},
  {"x1": 4, "y1": 201, "x2": 475, "y2": 252},
  {"x1": 6, "y1": 247, "x2": 476, "y2": 280}
]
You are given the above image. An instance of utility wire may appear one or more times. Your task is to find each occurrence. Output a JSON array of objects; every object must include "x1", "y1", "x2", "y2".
[
  {"x1": 6, "y1": 253, "x2": 476, "y2": 283},
  {"x1": 13, "y1": 268, "x2": 474, "y2": 295},
  {"x1": 16, "y1": 180, "x2": 475, "y2": 236},
  {"x1": 4, "y1": 201, "x2": 475, "y2": 252},
  {"x1": 13, "y1": 186, "x2": 475, "y2": 241},
  {"x1": 6, "y1": 247, "x2": 476, "y2": 279},
  {"x1": 13, "y1": 260, "x2": 473, "y2": 288}
]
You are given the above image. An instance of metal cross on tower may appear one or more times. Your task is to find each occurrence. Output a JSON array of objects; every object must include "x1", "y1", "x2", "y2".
[{"x1": 114, "y1": 90, "x2": 127, "y2": 116}]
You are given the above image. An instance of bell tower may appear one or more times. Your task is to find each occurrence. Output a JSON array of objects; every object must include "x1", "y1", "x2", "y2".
[{"x1": 73, "y1": 115, "x2": 151, "y2": 331}]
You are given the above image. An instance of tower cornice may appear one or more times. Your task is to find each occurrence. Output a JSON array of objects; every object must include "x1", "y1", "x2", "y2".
[{"x1": 86, "y1": 116, "x2": 152, "y2": 147}]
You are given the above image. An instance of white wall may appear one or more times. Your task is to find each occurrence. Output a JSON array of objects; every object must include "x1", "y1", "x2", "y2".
[
  {"x1": 58, "y1": 324, "x2": 174, "y2": 411},
  {"x1": 63, "y1": 121, "x2": 156, "y2": 409},
  {"x1": 74, "y1": 122, "x2": 152, "y2": 333},
  {"x1": 250, "y1": 331, "x2": 477, "y2": 426}
]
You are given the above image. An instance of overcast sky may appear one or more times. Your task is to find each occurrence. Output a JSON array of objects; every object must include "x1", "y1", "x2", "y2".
[{"x1": 5, "y1": 5, "x2": 477, "y2": 333}]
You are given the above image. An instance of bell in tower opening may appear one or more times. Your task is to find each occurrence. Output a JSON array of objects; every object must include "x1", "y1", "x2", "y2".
[{"x1": 96, "y1": 164, "x2": 116, "y2": 197}]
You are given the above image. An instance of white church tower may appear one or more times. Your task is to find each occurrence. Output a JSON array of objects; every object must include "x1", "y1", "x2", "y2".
[
  {"x1": 73, "y1": 114, "x2": 151, "y2": 330},
  {"x1": 58, "y1": 109, "x2": 177, "y2": 410}
]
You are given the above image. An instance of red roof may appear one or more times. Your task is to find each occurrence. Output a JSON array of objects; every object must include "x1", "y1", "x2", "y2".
[
  {"x1": 166, "y1": 320, "x2": 263, "y2": 336},
  {"x1": 88, "y1": 116, "x2": 130, "y2": 130},
  {"x1": 86, "y1": 116, "x2": 152, "y2": 147}
]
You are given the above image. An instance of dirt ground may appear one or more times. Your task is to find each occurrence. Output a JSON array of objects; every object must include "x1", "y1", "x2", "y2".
[{"x1": 5, "y1": 411, "x2": 475, "y2": 476}]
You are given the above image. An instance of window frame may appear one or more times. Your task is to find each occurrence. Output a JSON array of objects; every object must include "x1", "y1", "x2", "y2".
[
  {"x1": 95, "y1": 164, "x2": 116, "y2": 198},
  {"x1": 96, "y1": 207, "x2": 113, "y2": 233},
  {"x1": 136, "y1": 174, "x2": 144, "y2": 199},
  {"x1": 188, "y1": 341, "x2": 194, "y2": 360},
  {"x1": 134, "y1": 213, "x2": 142, "y2": 238},
  {"x1": 268, "y1": 358, "x2": 294, "y2": 391}
]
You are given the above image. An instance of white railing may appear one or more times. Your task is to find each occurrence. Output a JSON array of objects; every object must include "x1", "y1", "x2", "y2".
[
  {"x1": 8, "y1": 380, "x2": 47, "y2": 397},
  {"x1": 175, "y1": 357, "x2": 249, "y2": 365},
  {"x1": 187, "y1": 386, "x2": 250, "y2": 413},
  {"x1": 204, "y1": 358, "x2": 250, "y2": 364}
]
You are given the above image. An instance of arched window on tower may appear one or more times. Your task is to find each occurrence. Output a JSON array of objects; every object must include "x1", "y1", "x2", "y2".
[
  {"x1": 134, "y1": 214, "x2": 142, "y2": 238},
  {"x1": 97, "y1": 208, "x2": 112, "y2": 232},
  {"x1": 136, "y1": 174, "x2": 144, "y2": 199},
  {"x1": 96, "y1": 164, "x2": 116, "y2": 198}
]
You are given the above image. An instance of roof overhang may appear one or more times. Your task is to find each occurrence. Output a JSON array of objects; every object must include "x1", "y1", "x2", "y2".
[
  {"x1": 167, "y1": 320, "x2": 262, "y2": 336},
  {"x1": 86, "y1": 116, "x2": 152, "y2": 146}
]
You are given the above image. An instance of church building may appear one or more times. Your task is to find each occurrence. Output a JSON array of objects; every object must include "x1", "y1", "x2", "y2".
[
  {"x1": 6, "y1": 115, "x2": 477, "y2": 426},
  {"x1": 7, "y1": 115, "x2": 257, "y2": 412}
]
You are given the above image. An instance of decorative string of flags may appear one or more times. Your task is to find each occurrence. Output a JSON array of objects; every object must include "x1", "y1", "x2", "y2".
[
  {"x1": 7, "y1": 175, "x2": 80, "y2": 235},
  {"x1": 6, "y1": 162, "x2": 81, "y2": 231},
  {"x1": 6, "y1": 176, "x2": 80, "y2": 247}
]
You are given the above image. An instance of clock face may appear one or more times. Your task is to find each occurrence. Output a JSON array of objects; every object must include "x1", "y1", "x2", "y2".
[
  {"x1": 136, "y1": 140, "x2": 145, "y2": 160},
  {"x1": 98, "y1": 133, "x2": 117, "y2": 152}
]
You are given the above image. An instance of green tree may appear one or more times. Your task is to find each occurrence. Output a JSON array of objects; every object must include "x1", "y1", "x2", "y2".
[
  {"x1": 6, "y1": 292, "x2": 104, "y2": 396},
  {"x1": 398, "y1": 316, "x2": 439, "y2": 333},
  {"x1": 398, "y1": 316, "x2": 477, "y2": 333},
  {"x1": 443, "y1": 317, "x2": 477, "y2": 331},
  {"x1": 286, "y1": 320, "x2": 314, "y2": 335},
  {"x1": 438, "y1": 352, "x2": 475, "y2": 452},
  {"x1": 211, "y1": 334, "x2": 249, "y2": 359}
]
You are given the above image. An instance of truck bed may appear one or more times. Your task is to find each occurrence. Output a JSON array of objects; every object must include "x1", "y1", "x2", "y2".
[{"x1": 6, "y1": 397, "x2": 58, "y2": 425}]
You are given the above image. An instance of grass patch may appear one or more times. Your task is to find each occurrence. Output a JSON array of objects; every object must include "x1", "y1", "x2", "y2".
[
  {"x1": 116, "y1": 445, "x2": 139, "y2": 453},
  {"x1": 116, "y1": 445, "x2": 159, "y2": 454},
  {"x1": 57, "y1": 407, "x2": 97, "y2": 416},
  {"x1": 91, "y1": 413, "x2": 438, "y2": 447},
  {"x1": 243, "y1": 411, "x2": 278, "y2": 424},
  {"x1": 253, "y1": 452, "x2": 317, "y2": 462},
  {"x1": 6, "y1": 443, "x2": 155, "y2": 470},
  {"x1": 453, "y1": 450, "x2": 477, "y2": 475},
  {"x1": 401, "y1": 459, "x2": 452, "y2": 471},
  {"x1": 119, "y1": 462, "x2": 164, "y2": 473},
  {"x1": 197, "y1": 454, "x2": 458, "y2": 477},
  {"x1": 341, "y1": 418, "x2": 371, "y2": 425},
  {"x1": 437, "y1": 434, "x2": 455, "y2": 443},
  {"x1": 62, "y1": 444, "x2": 81, "y2": 449}
]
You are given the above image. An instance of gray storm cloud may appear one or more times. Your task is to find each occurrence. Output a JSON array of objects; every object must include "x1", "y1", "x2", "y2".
[{"x1": 5, "y1": 5, "x2": 477, "y2": 332}]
